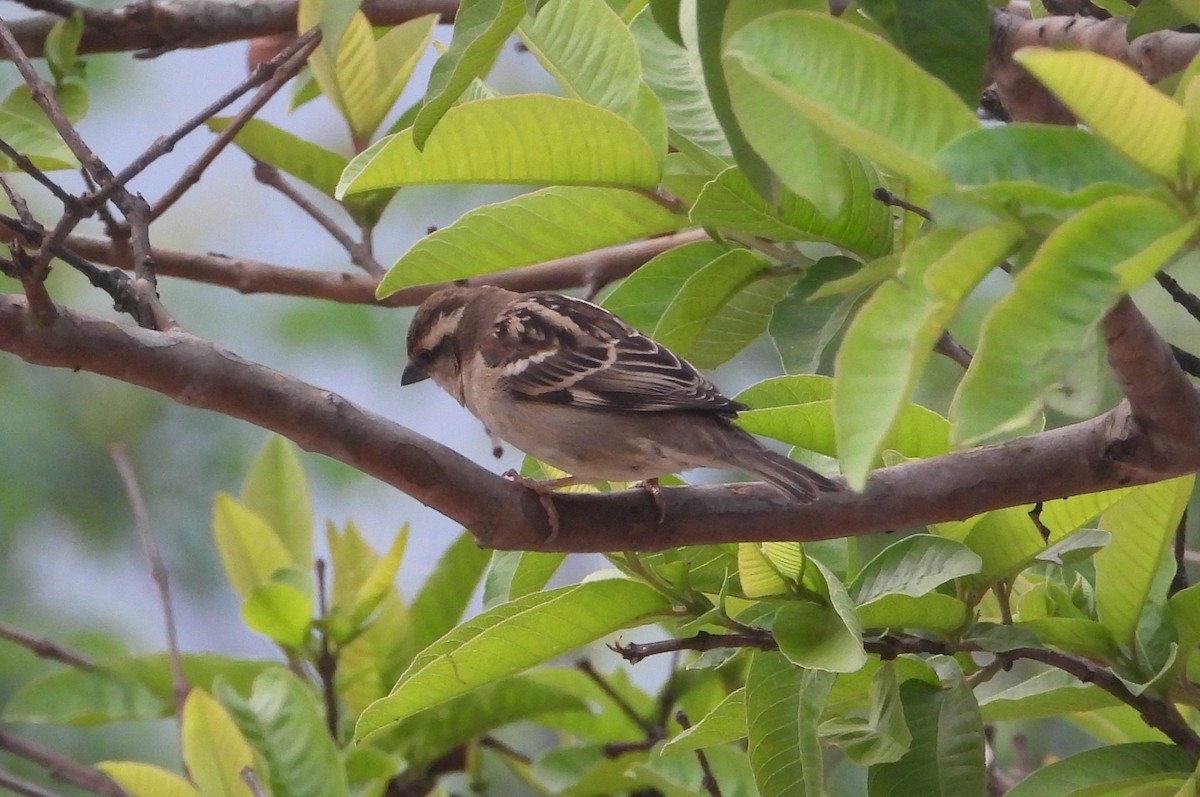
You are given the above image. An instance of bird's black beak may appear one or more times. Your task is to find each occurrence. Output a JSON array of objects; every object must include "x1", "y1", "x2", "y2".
[{"x1": 401, "y1": 361, "x2": 429, "y2": 385}]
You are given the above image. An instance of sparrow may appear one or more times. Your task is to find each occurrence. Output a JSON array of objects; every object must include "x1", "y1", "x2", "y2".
[{"x1": 402, "y1": 285, "x2": 840, "y2": 534}]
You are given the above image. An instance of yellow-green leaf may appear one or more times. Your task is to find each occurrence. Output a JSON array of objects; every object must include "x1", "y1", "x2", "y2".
[
  {"x1": 98, "y1": 762, "x2": 197, "y2": 797},
  {"x1": 182, "y1": 690, "x2": 255, "y2": 797},
  {"x1": 1016, "y1": 48, "x2": 1186, "y2": 180},
  {"x1": 338, "y1": 96, "x2": 662, "y2": 196},
  {"x1": 212, "y1": 494, "x2": 292, "y2": 600},
  {"x1": 1095, "y1": 476, "x2": 1194, "y2": 646}
]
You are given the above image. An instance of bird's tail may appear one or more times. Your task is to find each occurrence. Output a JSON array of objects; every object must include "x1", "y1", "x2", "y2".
[{"x1": 718, "y1": 427, "x2": 840, "y2": 504}]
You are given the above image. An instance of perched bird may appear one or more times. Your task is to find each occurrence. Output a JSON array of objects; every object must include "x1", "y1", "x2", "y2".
[{"x1": 402, "y1": 285, "x2": 839, "y2": 532}]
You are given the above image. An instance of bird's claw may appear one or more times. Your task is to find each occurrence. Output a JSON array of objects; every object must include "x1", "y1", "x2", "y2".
[
  {"x1": 504, "y1": 469, "x2": 575, "y2": 542},
  {"x1": 636, "y1": 478, "x2": 667, "y2": 524}
]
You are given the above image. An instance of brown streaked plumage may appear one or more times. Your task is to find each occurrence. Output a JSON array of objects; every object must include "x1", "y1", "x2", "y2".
[{"x1": 403, "y1": 285, "x2": 840, "y2": 512}]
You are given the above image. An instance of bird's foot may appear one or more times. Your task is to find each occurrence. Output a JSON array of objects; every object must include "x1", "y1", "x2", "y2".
[
  {"x1": 503, "y1": 470, "x2": 581, "y2": 542},
  {"x1": 635, "y1": 478, "x2": 667, "y2": 524}
]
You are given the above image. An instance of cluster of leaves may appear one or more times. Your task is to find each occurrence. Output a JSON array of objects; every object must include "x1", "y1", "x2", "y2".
[
  {"x1": 13, "y1": 0, "x2": 1200, "y2": 794},
  {"x1": 7, "y1": 433, "x2": 1199, "y2": 796},
  {"x1": 0, "y1": 12, "x2": 86, "y2": 171}
]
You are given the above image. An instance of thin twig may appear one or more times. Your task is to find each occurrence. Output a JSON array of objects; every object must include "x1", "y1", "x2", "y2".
[
  {"x1": 0, "y1": 731, "x2": 132, "y2": 797},
  {"x1": 0, "y1": 621, "x2": 95, "y2": 669},
  {"x1": 253, "y1": 162, "x2": 385, "y2": 276},
  {"x1": 576, "y1": 659, "x2": 657, "y2": 737},
  {"x1": 240, "y1": 767, "x2": 267, "y2": 797},
  {"x1": 315, "y1": 559, "x2": 340, "y2": 740},
  {"x1": 0, "y1": 228, "x2": 707, "y2": 306},
  {"x1": 0, "y1": 769, "x2": 67, "y2": 797},
  {"x1": 108, "y1": 443, "x2": 188, "y2": 720},
  {"x1": 0, "y1": 125, "x2": 80, "y2": 208},
  {"x1": 0, "y1": 12, "x2": 169, "y2": 327},
  {"x1": 0, "y1": 16, "x2": 116, "y2": 189},
  {"x1": 615, "y1": 630, "x2": 1200, "y2": 757},
  {"x1": 145, "y1": 28, "x2": 321, "y2": 222},
  {"x1": 0, "y1": 172, "x2": 36, "y2": 230},
  {"x1": 675, "y1": 710, "x2": 723, "y2": 797},
  {"x1": 1172, "y1": 509, "x2": 1189, "y2": 596},
  {"x1": 871, "y1": 187, "x2": 933, "y2": 221},
  {"x1": 935, "y1": 330, "x2": 973, "y2": 370},
  {"x1": 479, "y1": 736, "x2": 532, "y2": 765},
  {"x1": 1171, "y1": 344, "x2": 1200, "y2": 379},
  {"x1": 1157, "y1": 271, "x2": 1200, "y2": 324}
]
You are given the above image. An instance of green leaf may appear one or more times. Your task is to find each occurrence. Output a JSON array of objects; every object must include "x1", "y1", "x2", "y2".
[
  {"x1": 1095, "y1": 476, "x2": 1194, "y2": 646},
  {"x1": 850, "y1": 535, "x2": 982, "y2": 604},
  {"x1": 650, "y1": 0, "x2": 683, "y2": 45},
  {"x1": 372, "y1": 13, "x2": 441, "y2": 127},
  {"x1": 979, "y1": 668, "x2": 1118, "y2": 721},
  {"x1": 834, "y1": 222, "x2": 1022, "y2": 487},
  {"x1": 661, "y1": 687, "x2": 747, "y2": 756},
  {"x1": 952, "y1": 196, "x2": 1195, "y2": 445},
  {"x1": 216, "y1": 670, "x2": 347, "y2": 797},
  {"x1": 241, "y1": 581, "x2": 313, "y2": 649},
  {"x1": 375, "y1": 186, "x2": 686, "y2": 294},
  {"x1": 482, "y1": 549, "x2": 567, "y2": 608},
  {"x1": 45, "y1": 12, "x2": 85, "y2": 84},
  {"x1": 518, "y1": 0, "x2": 643, "y2": 122},
  {"x1": 326, "y1": 520, "x2": 393, "y2": 613},
  {"x1": 182, "y1": 690, "x2": 255, "y2": 797},
  {"x1": 0, "y1": 107, "x2": 77, "y2": 171},
  {"x1": 240, "y1": 435, "x2": 312, "y2": 573},
  {"x1": 207, "y1": 117, "x2": 347, "y2": 197},
  {"x1": 4, "y1": 654, "x2": 282, "y2": 727},
  {"x1": 1168, "y1": 582, "x2": 1200, "y2": 681},
  {"x1": 746, "y1": 652, "x2": 833, "y2": 797},
  {"x1": 690, "y1": 160, "x2": 893, "y2": 257},
  {"x1": 211, "y1": 115, "x2": 398, "y2": 226},
  {"x1": 1016, "y1": 48, "x2": 1186, "y2": 180},
  {"x1": 694, "y1": 0, "x2": 778, "y2": 205},
  {"x1": 724, "y1": 11, "x2": 978, "y2": 192},
  {"x1": 379, "y1": 674, "x2": 588, "y2": 768},
  {"x1": 631, "y1": 7, "x2": 730, "y2": 157},
  {"x1": 770, "y1": 256, "x2": 868, "y2": 374},
  {"x1": 1037, "y1": 487, "x2": 1136, "y2": 540},
  {"x1": 346, "y1": 525, "x2": 408, "y2": 629},
  {"x1": 1003, "y1": 743, "x2": 1194, "y2": 797},
  {"x1": 935, "y1": 124, "x2": 1159, "y2": 205},
  {"x1": 866, "y1": 680, "x2": 984, "y2": 797},
  {"x1": 821, "y1": 662, "x2": 912, "y2": 765},
  {"x1": 412, "y1": 0, "x2": 527, "y2": 146},
  {"x1": 858, "y1": 0, "x2": 988, "y2": 108},
  {"x1": 602, "y1": 239, "x2": 729, "y2": 331},
  {"x1": 858, "y1": 593, "x2": 968, "y2": 633},
  {"x1": 775, "y1": 559, "x2": 867, "y2": 672},
  {"x1": 409, "y1": 530, "x2": 492, "y2": 651},
  {"x1": 1016, "y1": 618, "x2": 1119, "y2": 660},
  {"x1": 651, "y1": 247, "x2": 768, "y2": 361},
  {"x1": 3, "y1": 667, "x2": 165, "y2": 726},
  {"x1": 739, "y1": 542, "x2": 794, "y2": 597},
  {"x1": 212, "y1": 494, "x2": 293, "y2": 600},
  {"x1": 97, "y1": 763, "x2": 197, "y2": 797},
  {"x1": 308, "y1": 0, "x2": 361, "y2": 58},
  {"x1": 355, "y1": 578, "x2": 670, "y2": 739},
  {"x1": 959, "y1": 505, "x2": 1046, "y2": 584},
  {"x1": 340, "y1": 96, "x2": 662, "y2": 196}
]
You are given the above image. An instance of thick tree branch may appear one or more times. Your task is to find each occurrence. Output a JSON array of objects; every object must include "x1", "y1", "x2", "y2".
[
  {"x1": 2, "y1": 0, "x2": 456, "y2": 59},
  {"x1": 0, "y1": 294, "x2": 1197, "y2": 552},
  {"x1": 989, "y1": 9, "x2": 1200, "y2": 122}
]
